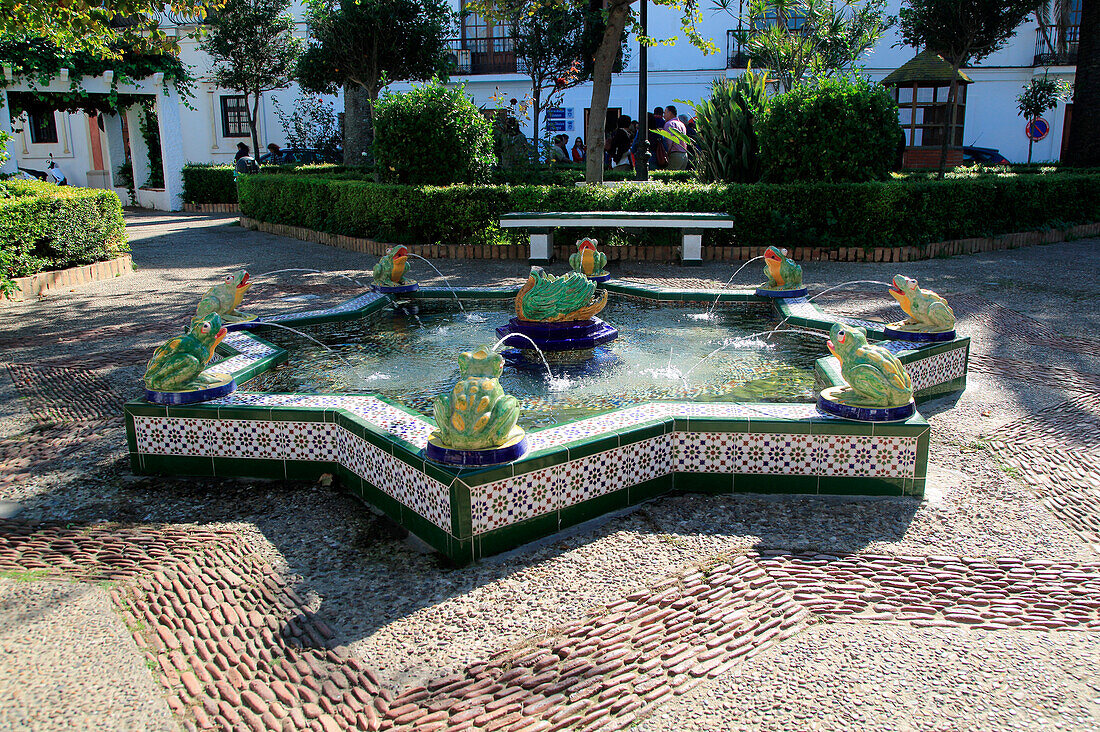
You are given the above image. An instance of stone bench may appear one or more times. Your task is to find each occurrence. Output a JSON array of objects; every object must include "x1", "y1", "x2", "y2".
[{"x1": 499, "y1": 211, "x2": 735, "y2": 266}]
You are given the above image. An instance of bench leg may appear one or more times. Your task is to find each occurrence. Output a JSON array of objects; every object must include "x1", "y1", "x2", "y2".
[
  {"x1": 529, "y1": 228, "x2": 553, "y2": 265},
  {"x1": 681, "y1": 229, "x2": 703, "y2": 266}
]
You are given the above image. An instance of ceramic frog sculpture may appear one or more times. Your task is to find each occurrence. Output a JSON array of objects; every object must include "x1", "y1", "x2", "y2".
[
  {"x1": 144, "y1": 314, "x2": 228, "y2": 391},
  {"x1": 194, "y1": 270, "x2": 254, "y2": 324},
  {"x1": 432, "y1": 346, "x2": 522, "y2": 450},
  {"x1": 762, "y1": 246, "x2": 802, "y2": 290},
  {"x1": 827, "y1": 324, "x2": 913, "y2": 408},
  {"x1": 373, "y1": 245, "x2": 412, "y2": 286},
  {"x1": 888, "y1": 275, "x2": 955, "y2": 332},
  {"x1": 515, "y1": 266, "x2": 608, "y2": 322},
  {"x1": 569, "y1": 238, "x2": 608, "y2": 277}
]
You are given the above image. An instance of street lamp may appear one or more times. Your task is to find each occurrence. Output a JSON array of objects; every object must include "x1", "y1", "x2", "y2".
[{"x1": 635, "y1": 0, "x2": 649, "y2": 181}]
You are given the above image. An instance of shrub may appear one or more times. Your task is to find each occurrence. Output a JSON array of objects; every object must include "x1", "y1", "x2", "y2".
[
  {"x1": 0, "y1": 181, "x2": 127, "y2": 289},
  {"x1": 759, "y1": 76, "x2": 903, "y2": 183},
  {"x1": 372, "y1": 81, "x2": 494, "y2": 185},
  {"x1": 181, "y1": 163, "x2": 363, "y2": 204},
  {"x1": 238, "y1": 171, "x2": 1100, "y2": 250},
  {"x1": 682, "y1": 71, "x2": 769, "y2": 183}
]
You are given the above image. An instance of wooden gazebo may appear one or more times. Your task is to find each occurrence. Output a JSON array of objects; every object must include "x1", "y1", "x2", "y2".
[{"x1": 883, "y1": 50, "x2": 973, "y2": 170}]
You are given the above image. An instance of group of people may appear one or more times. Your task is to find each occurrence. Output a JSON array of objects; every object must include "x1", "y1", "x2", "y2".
[
  {"x1": 549, "y1": 105, "x2": 697, "y2": 173},
  {"x1": 605, "y1": 105, "x2": 695, "y2": 172}
]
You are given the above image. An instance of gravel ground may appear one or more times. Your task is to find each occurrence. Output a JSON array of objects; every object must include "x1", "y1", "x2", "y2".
[
  {"x1": 637, "y1": 623, "x2": 1100, "y2": 732},
  {"x1": 1, "y1": 211, "x2": 1098, "y2": 729},
  {"x1": 0, "y1": 577, "x2": 176, "y2": 731}
]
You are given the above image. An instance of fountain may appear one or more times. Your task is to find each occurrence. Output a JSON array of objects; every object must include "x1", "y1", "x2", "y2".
[
  {"x1": 568, "y1": 238, "x2": 611, "y2": 283},
  {"x1": 424, "y1": 346, "x2": 529, "y2": 466},
  {"x1": 125, "y1": 258, "x2": 972, "y2": 565},
  {"x1": 883, "y1": 274, "x2": 957, "y2": 342},
  {"x1": 495, "y1": 266, "x2": 619, "y2": 367},
  {"x1": 817, "y1": 323, "x2": 916, "y2": 422},
  {"x1": 195, "y1": 270, "x2": 257, "y2": 326},
  {"x1": 372, "y1": 245, "x2": 419, "y2": 294},
  {"x1": 755, "y1": 246, "x2": 807, "y2": 298},
  {"x1": 143, "y1": 313, "x2": 237, "y2": 405}
]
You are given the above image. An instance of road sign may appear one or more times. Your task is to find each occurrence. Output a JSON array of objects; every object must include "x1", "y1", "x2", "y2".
[{"x1": 1025, "y1": 117, "x2": 1049, "y2": 142}]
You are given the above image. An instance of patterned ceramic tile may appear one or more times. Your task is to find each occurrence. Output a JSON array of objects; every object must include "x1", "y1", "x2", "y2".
[
  {"x1": 905, "y1": 346, "x2": 969, "y2": 392},
  {"x1": 206, "y1": 332, "x2": 282, "y2": 378},
  {"x1": 264, "y1": 291, "x2": 385, "y2": 322},
  {"x1": 813, "y1": 434, "x2": 917, "y2": 478},
  {"x1": 131, "y1": 416, "x2": 450, "y2": 529}
]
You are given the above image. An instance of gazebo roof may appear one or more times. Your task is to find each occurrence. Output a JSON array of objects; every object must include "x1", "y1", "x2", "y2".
[{"x1": 882, "y1": 49, "x2": 973, "y2": 86}]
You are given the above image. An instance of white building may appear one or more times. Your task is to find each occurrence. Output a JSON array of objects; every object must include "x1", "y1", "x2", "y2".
[{"x1": 0, "y1": 1, "x2": 1081, "y2": 209}]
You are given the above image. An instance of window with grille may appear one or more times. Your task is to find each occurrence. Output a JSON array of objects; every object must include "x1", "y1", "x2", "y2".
[{"x1": 220, "y1": 95, "x2": 250, "y2": 138}]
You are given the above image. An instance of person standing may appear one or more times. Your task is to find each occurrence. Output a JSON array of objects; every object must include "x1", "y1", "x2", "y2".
[
  {"x1": 235, "y1": 142, "x2": 251, "y2": 161},
  {"x1": 572, "y1": 136, "x2": 586, "y2": 162},
  {"x1": 648, "y1": 110, "x2": 668, "y2": 169},
  {"x1": 551, "y1": 135, "x2": 570, "y2": 163},
  {"x1": 663, "y1": 105, "x2": 688, "y2": 170},
  {"x1": 606, "y1": 115, "x2": 633, "y2": 170}
]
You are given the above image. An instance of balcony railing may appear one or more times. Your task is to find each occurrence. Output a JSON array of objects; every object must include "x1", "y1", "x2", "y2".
[
  {"x1": 1033, "y1": 26, "x2": 1079, "y2": 66},
  {"x1": 446, "y1": 38, "x2": 517, "y2": 75},
  {"x1": 726, "y1": 30, "x2": 750, "y2": 69}
]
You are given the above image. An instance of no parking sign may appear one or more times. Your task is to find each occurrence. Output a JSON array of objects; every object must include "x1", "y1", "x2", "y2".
[{"x1": 1025, "y1": 117, "x2": 1050, "y2": 142}]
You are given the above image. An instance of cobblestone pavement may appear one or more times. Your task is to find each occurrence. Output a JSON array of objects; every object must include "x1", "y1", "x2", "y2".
[{"x1": 0, "y1": 211, "x2": 1098, "y2": 730}]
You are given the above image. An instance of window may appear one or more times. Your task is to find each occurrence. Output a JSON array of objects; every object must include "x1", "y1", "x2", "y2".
[
  {"x1": 455, "y1": 6, "x2": 515, "y2": 74},
  {"x1": 220, "y1": 95, "x2": 250, "y2": 138},
  {"x1": 28, "y1": 111, "x2": 59, "y2": 144},
  {"x1": 894, "y1": 83, "x2": 966, "y2": 147}
]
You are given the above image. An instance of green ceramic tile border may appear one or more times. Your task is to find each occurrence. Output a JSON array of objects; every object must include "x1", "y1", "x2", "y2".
[
  {"x1": 411, "y1": 287, "x2": 519, "y2": 300},
  {"x1": 212, "y1": 331, "x2": 287, "y2": 385}
]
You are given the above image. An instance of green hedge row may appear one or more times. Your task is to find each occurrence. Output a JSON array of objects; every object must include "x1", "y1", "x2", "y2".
[
  {"x1": 183, "y1": 163, "x2": 696, "y2": 204},
  {"x1": 1, "y1": 180, "x2": 127, "y2": 284},
  {"x1": 237, "y1": 172, "x2": 1100, "y2": 250}
]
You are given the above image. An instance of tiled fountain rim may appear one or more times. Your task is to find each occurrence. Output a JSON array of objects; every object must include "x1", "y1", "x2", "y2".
[
  {"x1": 133, "y1": 281, "x2": 956, "y2": 464},
  {"x1": 126, "y1": 280, "x2": 963, "y2": 561}
]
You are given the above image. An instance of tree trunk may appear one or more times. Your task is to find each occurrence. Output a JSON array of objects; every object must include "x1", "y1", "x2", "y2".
[
  {"x1": 585, "y1": 0, "x2": 632, "y2": 184},
  {"x1": 249, "y1": 92, "x2": 261, "y2": 159},
  {"x1": 1064, "y1": 0, "x2": 1100, "y2": 166},
  {"x1": 1028, "y1": 136, "x2": 1034, "y2": 164},
  {"x1": 532, "y1": 86, "x2": 542, "y2": 162},
  {"x1": 937, "y1": 72, "x2": 960, "y2": 179},
  {"x1": 343, "y1": 84, "x2": 376, "y2": 168}
]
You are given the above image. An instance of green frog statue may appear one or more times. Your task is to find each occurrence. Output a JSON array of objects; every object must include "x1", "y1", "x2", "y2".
[
  {"x1": 823, "y1": 324, "x2": 913, "y2": 414},
  {"x1": 515, "y1": 266, "x2": 607, "y2": 322},
  {"x1": 372, "y1": 245, "x2": 417, "y2": 290},
  {"x1": 194, "y1": 270, "x2": 255, "y2": 324},
  {"x1": 144, "y1": 313, "x2": 230, "y2": 393},
  {"x1": 757, "y1": 246, "x2": 805, "y2": 296},
  {"x1": 430, "y1": 346, "x2": 524, "y2": 452},
  {"x1": 887, "y1": 275, "x2": 955, "y2": 333},
  {"x1": 568, "y1": 238, "x2": 609, "y2": 281}
]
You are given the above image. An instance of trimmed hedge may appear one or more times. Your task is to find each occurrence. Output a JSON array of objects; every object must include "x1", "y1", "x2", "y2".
[
  {"x1": 1, "y1": 180, "x2": 127, "y2": 283},
  {"x1": 238, "y1": 171, "x2": 1100, "y2": 250},
  {"x1": 181, "y1": 163, "x2": 359, "y2": 204},
  {"x1": 183, "y1": 162, "x2": 697, "y2": 204}
]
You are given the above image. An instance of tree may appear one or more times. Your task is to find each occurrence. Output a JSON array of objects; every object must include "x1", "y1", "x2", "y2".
[
  {"x1": 898, "y1": 0, "x2": 1035, "y2": 176},
  {"x1": 1033, "y1": 0, "x2": 1075, "y2": 61},
  {"x1": 715, "y1": 0, "x2": 892, "y2": 93},
  {"x1": 1063, "y1": 0, "x2": 1098, "y2": 166},
  {"x1": 273, "y1": 96, "x2": 342, "y2": 159},
  {"x1": 504, "y1": 1, "x2": 589, "y2": 151},
  {"x1": 297, "y1": 0, "x2": 454, "y2": 166},
  {"x1": 0, "y1": 0, "x2": 220, "y2": 60},
  {"x1": 1016, "y1": 75, "x2": 1071, "y2": 163},
  {"x1": 472, "y1": 0, "x2": 716, "y2": 184},
  {"x1": 200, "y1": 0, "x2": 301, "y2": 156}
]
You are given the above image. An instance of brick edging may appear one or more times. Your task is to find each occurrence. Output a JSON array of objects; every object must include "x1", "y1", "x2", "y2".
[
  {"x1": 183, "y1": 203, "x2": 240, "y2": 213},
  {"x1": 4, "y1": 254, "x2": 134, "y2": 301},
  {"x1": 239, "y1": 216, "x2": 1100, "y2": 263}
]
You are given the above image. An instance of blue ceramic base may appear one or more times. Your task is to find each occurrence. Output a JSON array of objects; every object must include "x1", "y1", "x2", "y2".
[
  {"x1": 883, "y1": 325, "x2": 957, "y2": 342},
  {"x1": 817, "y1": 387, "x2": 915, "y2": 422},
  {"x1": 145, "y1": 374, "x2": 237, "y2": 405},
  {"x1": 424, "y1": 434, "x2": 529, "y2": 466},
  {"x1": 756, "y1": 287, "x2": 808, "y2": 298},
  {"x1": 495, "y1": 317, "x2": 619, "y2": 353},
  {"x1": 225, "y1": 320, "x2": 261, "y2": 332},
  {"x1": 586, "y1": 272, "x2": 612, "y2": 283},
  {"x1": 372, "y1": 282, "x2": 420, "y2": 294}
]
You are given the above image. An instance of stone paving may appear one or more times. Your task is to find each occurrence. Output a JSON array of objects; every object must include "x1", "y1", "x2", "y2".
[{"x1": 0, "y1": 211, "x2": 1098, "y2": 730}]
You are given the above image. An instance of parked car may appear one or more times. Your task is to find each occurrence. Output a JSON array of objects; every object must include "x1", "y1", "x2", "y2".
[
  {"x1": 962, "y1": 146, "x2": 1010, "y2": 165},
  {"x1": 257, "y1": 147, "x2": 342, "y2": 165}
]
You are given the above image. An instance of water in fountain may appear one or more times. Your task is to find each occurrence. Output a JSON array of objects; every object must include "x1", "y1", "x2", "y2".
[
  {"x1": 491, "y1": 332, "x2": 570, "y2": 390},
  {"x1": 691, "y1": 255, "x2": 765, "y2": 321},
  {"x1": 757, "y1": 279, "x2": 894, "y2": 343},
  {"x1": 403, "y1": 253, "x2": 470, "y2": 316},
  {"x1": 248, "y1": 321, "x2": 371, "y2": 385}
]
